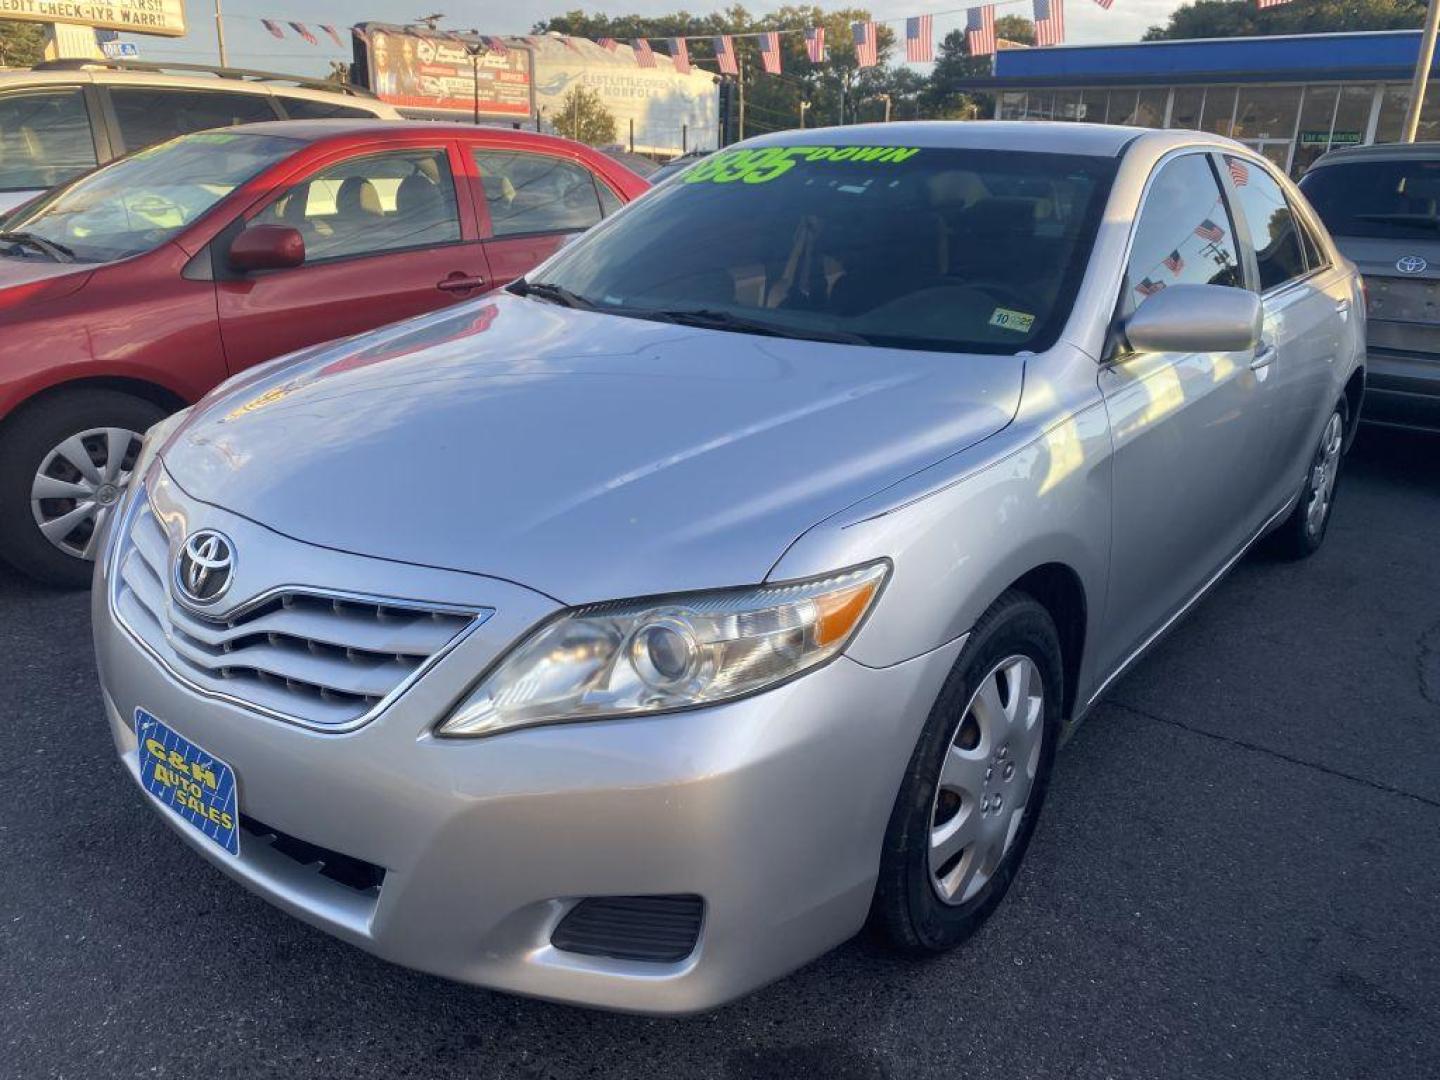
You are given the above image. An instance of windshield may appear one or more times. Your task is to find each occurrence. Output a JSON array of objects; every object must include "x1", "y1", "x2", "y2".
[
  {"x1": 1300, "y1": 159, "x2": 1440, "y2": 241},
  {"x1": 2, "y1": 130, "x2": 297, "y2": 264},
  {"x1": 530, "y1": 144, "x2": 1117, "y2": 353}
]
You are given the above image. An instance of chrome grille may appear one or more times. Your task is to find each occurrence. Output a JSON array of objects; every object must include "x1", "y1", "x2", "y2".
[{"x1": 111, "y1": 492, "x2": 478, "y2": 729}]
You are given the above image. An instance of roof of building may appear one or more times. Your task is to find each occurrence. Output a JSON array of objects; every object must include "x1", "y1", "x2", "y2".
[{"x1": 986, "y1": 29, "x2": 1440, "y2": 89}]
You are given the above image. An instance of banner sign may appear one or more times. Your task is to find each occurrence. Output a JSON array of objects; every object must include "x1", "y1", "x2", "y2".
[
  {"x1": 358, "y1": 26, "x2": 533, "y2": 117},
  {"x1": 0, "y1": 0, "x2": 186, "y2": 37}
]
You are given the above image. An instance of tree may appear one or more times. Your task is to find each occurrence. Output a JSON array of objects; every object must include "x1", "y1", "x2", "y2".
[
  {"x1": 1145, "y1": 0, "x2": 1424, "y2": 40},
  {"x1": 0, "y1": 19, "x2": 46, "y2": 67},
  {"x1": 924, "y1": 16, "x2": 1034, "y2": 119},
  {"x1": 552, "y1": 83, "x2": 618, "y2": 145}
]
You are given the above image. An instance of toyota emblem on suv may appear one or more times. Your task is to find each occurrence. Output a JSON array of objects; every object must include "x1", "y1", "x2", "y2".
[
  {"x1": 1396, "y1": 255, "x2": 1428, "y2": 274},
  {"x1": 175, "y1": 530, "x2": 235, "y2": 605}
]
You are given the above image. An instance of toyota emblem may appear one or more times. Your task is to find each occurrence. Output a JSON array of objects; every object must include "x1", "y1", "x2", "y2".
[
  {"x1": 1396, "y1": 255, "x2": 1428, "y2": 274},
  {"x1": 175, "y1": 530, "x2": 235, "y2": 605}
]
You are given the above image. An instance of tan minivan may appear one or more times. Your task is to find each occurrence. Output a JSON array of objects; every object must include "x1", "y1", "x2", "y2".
[{"x1": 0, "y1": 59, "x2": 401, "y2": 214}]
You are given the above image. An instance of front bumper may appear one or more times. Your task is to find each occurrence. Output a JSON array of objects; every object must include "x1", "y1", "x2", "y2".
[{"x1": 93, "y1": 489, "x2": 962, "y2": 1014}]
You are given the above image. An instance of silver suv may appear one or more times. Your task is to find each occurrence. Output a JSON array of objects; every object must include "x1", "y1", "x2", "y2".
[
  {"x1": 92, "y1": 123, "x2": 1364, "y2": 1013},
  {"x1": 1301, "y1": 141, "x2": 1440, "y2": 431}
]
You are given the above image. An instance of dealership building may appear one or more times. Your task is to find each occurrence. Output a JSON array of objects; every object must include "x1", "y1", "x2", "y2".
[{"x1": 984, "y1": 30, "x2": 1440, "y2": 176}]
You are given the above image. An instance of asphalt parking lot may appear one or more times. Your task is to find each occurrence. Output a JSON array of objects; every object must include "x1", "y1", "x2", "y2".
[{"x1": 2, "y1": 426, "x2": 1437, "y2": 1080}]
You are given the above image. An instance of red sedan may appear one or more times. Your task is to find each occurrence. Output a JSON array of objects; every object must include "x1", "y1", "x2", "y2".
[{"x1": 0, "y1": 120, "x2": 648, "y2": 585}]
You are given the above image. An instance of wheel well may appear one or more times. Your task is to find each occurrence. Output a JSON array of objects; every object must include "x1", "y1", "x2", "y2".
[
  {"x1": 1008, "y1": 563, "x2": 1087, "y2": 723},
  {"x1": 2, "y1": 376, "x2": 187, "y2": 428},
  {"x1": 1343, "y1": 367, "x2": 1365, "y2": 450}
]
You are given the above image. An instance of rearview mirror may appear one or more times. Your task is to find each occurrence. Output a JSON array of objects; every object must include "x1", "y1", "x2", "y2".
[
  {"x1": 1122, "y1": 284, "x2": 1262, "y2": 355},
  {"x1": 228, "y1": 225, "x2": 305, "y2": 273}
]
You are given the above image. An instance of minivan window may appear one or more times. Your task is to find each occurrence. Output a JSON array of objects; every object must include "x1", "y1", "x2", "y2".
[
  {"x1": 1127, "y1": 154, "x2": 1242, "y2": 307},
  {"x1": 1225, "y1": 156, "x2": 1307, "y2": 292},
  {"x1": 0, "y1": 88, "x2": 97, "y2": 191},
  {"x1": 277, "y1": 97, "x2": 379, "y2": 120},
  {"x1": 1300, "y1": 158, "x2": 1440, "y2": 241},
  {"x1": 532, "y1": 145, "x2": 1118, "y2": 354},
  {"x1": 108, "y1": 88, "x2": 278, "y2": 152},
  {"x1": 2, "y1": 131, "x2": 296, "y2": 264}
]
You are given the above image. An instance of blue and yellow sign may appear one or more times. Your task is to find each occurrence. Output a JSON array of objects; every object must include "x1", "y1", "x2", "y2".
[{"x1": 135, "y1": 709, "x2": 240, "y2": 857}]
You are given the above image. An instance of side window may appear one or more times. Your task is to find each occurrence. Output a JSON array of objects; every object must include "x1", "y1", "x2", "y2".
[
  {"x1": 108, "y1": 88, "x2": 278, "y2": 153},
  {"x1": 0, "y1": 88, "x2": 97, "y2": 190},
  {"x1": 277, "y1": 97, "x2": 380, "y2": 121},
  {"x1": 249, "y1": 148, "x2": 460, "y2": 263},
  {"x1": 1127, "y1": 154, "x2": 1242, "y2": 307},
  {"x1": 1296, "y1": 213, "x2": 1327, "y2": 272},
  {"x1": 1224, "y1": 155, "x2": 1307, "y2": 291},
  {"x1": 597, "y1": 181, "x2": 623, "y2": 217},
  {"x1": 471, "y1": 150, "x2": 604, "y2": 236}
]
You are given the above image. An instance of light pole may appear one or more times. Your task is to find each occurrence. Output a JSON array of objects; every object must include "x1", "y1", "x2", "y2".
[
  {"x1": 799, "y1": 99, "x2": 811, "y2": 128},
  {"x1": 213, "y1": 0, "x2": 228, "y2": 66},
  {"x1": 878, "y1": 93, "x2": 892, "y2": 123},
  {"x1": 1403, "y1": 0, "x2": 1440, "y2": 141}
]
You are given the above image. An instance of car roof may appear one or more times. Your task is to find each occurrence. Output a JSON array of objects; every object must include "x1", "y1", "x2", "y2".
[
  {"x1": 231, "y1": 118, "x2": 598, "y2": 152},
  {"x1": 745, "y1": 120, "x2": 1241, "y2": 159},
  {"x1": 1308, "y1": 141, "x2": 1440, "y2": 169}
]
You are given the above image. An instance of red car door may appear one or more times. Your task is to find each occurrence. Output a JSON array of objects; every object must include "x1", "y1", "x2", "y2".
[
  {"x1": 465, "y1": 143, "x2": 630, "y2": 286},
  {"x1": 215, "y1": 140, "x2": 491, "y2": 372}
]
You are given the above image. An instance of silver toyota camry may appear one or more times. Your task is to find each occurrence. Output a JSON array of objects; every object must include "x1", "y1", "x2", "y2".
[{"x1": 92, "y1": 123, "x2": 1365, "y2": 1013}]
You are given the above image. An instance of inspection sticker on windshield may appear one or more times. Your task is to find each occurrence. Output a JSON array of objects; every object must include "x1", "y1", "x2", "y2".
[
  {"x1": 989, "y1": 308, "x2": 1035, "y2": 333},
  {"x1": 135, "y1": 709, "x2": 240, "y2": 857}
]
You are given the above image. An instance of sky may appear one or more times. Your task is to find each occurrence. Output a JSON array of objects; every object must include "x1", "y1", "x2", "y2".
[{"x1": 123, "y1": 0, "x2": 1189, "y2": 77}]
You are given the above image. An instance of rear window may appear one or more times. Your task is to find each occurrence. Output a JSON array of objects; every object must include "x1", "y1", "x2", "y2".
[
  {"x1": 277, "y1": 96, "x2": 380, "y2": 120},
  {"x1": 1300, "y1": 159, "x2": 1440, "y2": 240},
  {"x1": 534, "y1": 145, "x2": 1117, "y2": 354}
]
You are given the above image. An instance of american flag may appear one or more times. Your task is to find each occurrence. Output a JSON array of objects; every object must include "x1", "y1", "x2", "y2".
[
  {"x1": 906, "y1": 15, "x2": 934, "y2": 62},
  {"x1": 759, "y1": 31, "x2": 782, "y2": 74},
  {"x1": 1227, "y1": 157, "x2": 1250, "y2": 186},
  {"x1": 1136, "y1": 277, "x2": 1166, "y2": 298},
  {"x1": 486, "y1": 35, "x2": 508, "y2": 55},
  {"x1": 1033, "y1": 0, "x2": 1065, "y2": 46},
  {"x1": 320, "y1": 24, "x2": 343, "y2": 47},
  {"x1": 1164, "y1": 250, "x2": 1185, "y2": 275},
  {"x1": 598, "y1": 37, "x2": 618, "y2": 51},
  {"x1": 261, "y1": 18, "x2": 283, "y2": 39},
  {"x1": 1195, "y1": 218, "x2": 1225, "y2": 243},
  {"x1": 1092, "y1": 0, "x2": 1114, "y2": 8},
  {"x1": 669, "y1": 37, "x2": 690, "y2": 73},
  {"x1": 966, "y1": 6, "x2": 996, "y2": 57},
  {"x1": 805, "y1": 26, "x2": 826, "y2": 63},
  {"x1": 633, "y1": 38, "x2": 656, "y2": 68},
  {"x1": 289, "y1": 22, "x2": 318, "y2": 46},
  {"x1": 714, "y1": 35, "x2": 738, "y2": 75},
  {"x1": 852, "y1": 21, "x2": 878, "y2": 68}
]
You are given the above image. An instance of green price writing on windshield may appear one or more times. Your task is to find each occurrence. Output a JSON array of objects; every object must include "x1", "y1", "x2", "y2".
[{"x1": 684, "y1": 146, "x2": 922, "y2": 185}]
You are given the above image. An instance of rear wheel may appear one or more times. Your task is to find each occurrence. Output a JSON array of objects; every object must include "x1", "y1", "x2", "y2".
[
  {"x1": 872, "y1": 591, "x2": 1063, "y2": 954},
  {"x1": 0, "y1": 389, "x2": 164, "y2": 587},
  {"x1": 1267, "y1": 397, "x2": 1347, "y2": 561}
]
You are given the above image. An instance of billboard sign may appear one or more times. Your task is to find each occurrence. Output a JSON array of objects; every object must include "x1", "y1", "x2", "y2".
[
  {"x1": 355, "y1": 25, "x2": 533, "y2": 118},
  {"x1": 0, "y1": 0, "x2": 186, "y2": 37}
]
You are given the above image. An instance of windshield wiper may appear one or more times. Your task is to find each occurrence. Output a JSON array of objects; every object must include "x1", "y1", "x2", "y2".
[
  {"x1": 509, "y1": 279, "x2": 596, "y2": 310},
  {"x1": 639, "y1": 307, "x2": 871, "y2": 345},
  {"x1": 0, "y1": 231, "x2": 74, "y2": 262}
]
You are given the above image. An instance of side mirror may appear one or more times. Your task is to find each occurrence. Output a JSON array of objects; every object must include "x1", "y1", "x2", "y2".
[
  {"x1": 1122, "y1": 283, "x2": 1262, "y2": 355},
  {"x1": 228, "y1": 225, "x2": 305, "y2": 273}
]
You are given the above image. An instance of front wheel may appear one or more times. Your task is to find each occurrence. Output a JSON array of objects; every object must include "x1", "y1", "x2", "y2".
[
  {"x1": 871, "y1": 590, "x2": 1063, "y2": 954},
  {"x1": 1266, "y1": 397, "x2": 1348, "y2": 561}
]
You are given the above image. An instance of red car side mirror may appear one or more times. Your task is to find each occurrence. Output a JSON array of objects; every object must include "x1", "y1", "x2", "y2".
[{"x1": 228, "y1": 225, "x2": 305, "y2": 272}]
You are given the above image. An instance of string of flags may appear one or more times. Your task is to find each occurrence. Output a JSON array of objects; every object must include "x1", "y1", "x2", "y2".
[{"x1": 245, "y1": 0, "x2": 1294, "y2": 70}]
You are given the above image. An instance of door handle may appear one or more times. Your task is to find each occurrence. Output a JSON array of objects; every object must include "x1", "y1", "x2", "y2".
[
  {"x1": 438, "y1": 274, "x2": 486, "y2": 293},
  {"x1": 1334, "y1": 298, "x2": 1351, "y2": 318},
  {"x1": 1250, "y1": 344, "x2": 1277, "y2": 371}
]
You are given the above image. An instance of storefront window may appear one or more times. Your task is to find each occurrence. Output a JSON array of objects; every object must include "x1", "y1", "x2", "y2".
[
  {"x1": 1108, "y1": 89, "x2": 1139, "y2": 126},
  {"x1": 1169, "y1": 87, "x2": 1204, "y2": 130},
  {"x1": 1078, "y1": 89, "x2": 1108, "y2": 123},
  {"x1": 1200, "y1": 87, "x2": 1238, "y2": 136},
  {"x1": 1232, "y1": 86, "x2": 1301, "y2": 141},
  {"x1": 1026, "y1": 92, "x2": 1055, "y2": 120},
  {"x1": 1133, "y1": 89, "x2": 1168, "y2": 127},
  {"x1": 1053, "y1": 90, "x2": 1081, "y2": 121},
  {"x1": 1291, "y1": 86, "x2": 1339, "y2": 176},
  {"x1": 998, "y1": 91, "x2": 1027, "y2": 121},
  {"x1": 1372, "y1": 84, "x2": 1440, "y2": 142}
]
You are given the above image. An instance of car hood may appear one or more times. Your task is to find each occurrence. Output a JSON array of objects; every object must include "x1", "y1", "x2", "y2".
[
  {"x1": 165, "y1": 295, "x2": 1023, "y2": 604},
  {"x1": 0, "y1": 254, "x2": 92, "y2": 301}
]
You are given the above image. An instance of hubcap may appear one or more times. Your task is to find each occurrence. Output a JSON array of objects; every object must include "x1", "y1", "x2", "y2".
[
  {"x1": 1304, "y1": 411, "x2": 1344, "y2": 537},
  {"x1": 928, "y1": 654, "x2": 1045, "y2": 906},
  {"x1": 30, "y1": 427, "x2": 143, "y2": 561}
]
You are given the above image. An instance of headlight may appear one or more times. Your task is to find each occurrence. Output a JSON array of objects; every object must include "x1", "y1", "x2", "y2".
[
  {"x1": 130, "y1": 407, "x2": 192, "y2": 489},
  {"x1": 438, "y1": 561, "x2": 889, "y2": 738}
]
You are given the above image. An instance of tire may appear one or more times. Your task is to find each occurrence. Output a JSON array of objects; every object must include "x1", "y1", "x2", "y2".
[
  {"x1": 1266, "y1": 396, "x2": 1348, "y2": 561},
  {"x1": 871, "y1": 590, "x2": 1064, "y2": 955},
  {"x1": 0, "y1": 389, "x2": 166, "y2": 588}
]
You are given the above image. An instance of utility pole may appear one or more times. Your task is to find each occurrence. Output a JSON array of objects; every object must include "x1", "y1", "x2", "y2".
[
  {"x1": 1404, "y1": 0, "x2": 1440, "y2": 141},
  {"x1": 214, "y1": 0, "x2": 228, "y2": 66},
  {"x1": 879, "y1": 93, "x2": 892, "y2": 123},
  {"x1": 737, "y1": 60, "x2": 745, "y2": 141},
  {"x1": 799, "y1": 99, "x2": 811, "y2": 128}
]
